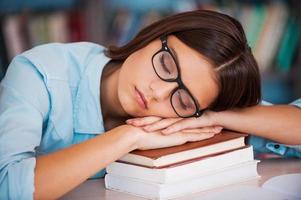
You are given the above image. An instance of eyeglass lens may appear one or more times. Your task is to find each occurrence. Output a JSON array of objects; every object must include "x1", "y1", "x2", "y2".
[{"x1": 153, "y1": 50, "x2": 197, "y2": 117}]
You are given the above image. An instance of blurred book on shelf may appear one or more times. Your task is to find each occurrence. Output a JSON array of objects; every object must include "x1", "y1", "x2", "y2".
[
  {"x1": 0, "y1": 0, "x2": 108, "y2": 76},
  {"x1": 0, "y1": 22, "x2": 8, "y2": 80}
]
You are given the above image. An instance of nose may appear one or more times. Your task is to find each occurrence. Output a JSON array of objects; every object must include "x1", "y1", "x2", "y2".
[{"x1": 149, "y1": 80, "x2": 178, "y2": 102}]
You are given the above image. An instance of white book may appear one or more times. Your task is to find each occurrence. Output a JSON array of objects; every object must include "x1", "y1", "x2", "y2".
[
  {"x1": 107, "y1": 146, "x2": 254, "y2": 184},
  {"x1": 105, "y1": 160, "x2": 260, "y2": 200}
]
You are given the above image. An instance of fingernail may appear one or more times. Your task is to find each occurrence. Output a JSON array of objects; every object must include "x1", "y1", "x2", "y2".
[
  {"x1": 143, "y1": 126, "x2": 149, "y2": 131},
  {"x1": 215, "y1": 127, "x2": 222, "y2": 132},
  {"x1": 161, "y1": 129, "x2": 171, "y2": 134},
  {"x1": 132, "y1": 121, "x2": 141, "y2": 126}
]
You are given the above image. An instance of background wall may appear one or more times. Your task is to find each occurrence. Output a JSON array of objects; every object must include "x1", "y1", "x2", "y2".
[{"x1": 0, "y1": 0, "x2": 300, "y2": 104}]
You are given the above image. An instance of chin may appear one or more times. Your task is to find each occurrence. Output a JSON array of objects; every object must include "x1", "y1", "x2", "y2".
[
  {"x1": 118, "y1": 96, "x2": 140, "y2": 117},
  {"x1": 126, "y1": 106, "x2": 145, "y2": 117}
]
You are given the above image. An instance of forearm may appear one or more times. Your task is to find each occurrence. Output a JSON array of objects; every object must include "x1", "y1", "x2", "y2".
[
  {"x1": 214, "y1": 105, "x2": 301, "y2": 145},
  {"x1": 34, "y1": 125, "x2": 139, "y2": 200}
]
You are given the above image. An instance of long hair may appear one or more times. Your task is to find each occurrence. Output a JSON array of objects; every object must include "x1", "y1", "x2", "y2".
[{"x1": 105, "y1": 10, "x2": 261, "y2": 111}]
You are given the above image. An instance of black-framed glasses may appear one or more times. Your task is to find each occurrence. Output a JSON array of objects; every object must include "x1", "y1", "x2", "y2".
[{"x1": 151, "y1": 35, "x2": 204, "y2": 118}]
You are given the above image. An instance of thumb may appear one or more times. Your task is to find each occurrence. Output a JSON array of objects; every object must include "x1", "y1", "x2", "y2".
[{"x1": 181, "y1": 126, "x2": 223, "y2": 134}]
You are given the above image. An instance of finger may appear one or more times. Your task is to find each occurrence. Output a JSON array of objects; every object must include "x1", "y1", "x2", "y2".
[
  {"x1": 126, "y1": 116, "x2": 162, "y2": 126},
  {"x1": 143, "y1": 117, "x2": 182, "y2": 132},
  {"x1": 161, "y1": 117, "x2": 207, "y2": 135},
  {"x1": 181, "y1": 126, "x2": 223, "y2": 134},
  {"x1": 184, "y1": 132, "x2": 215, "y2": 142},
  {"x1": 181, "y1": 128, "x2": 207, "y2": 134}
]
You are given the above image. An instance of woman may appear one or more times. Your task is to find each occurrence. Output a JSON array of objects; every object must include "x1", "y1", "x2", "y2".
[{"x1": 0, "y1": 10, "x2": 261, "y2": 199}]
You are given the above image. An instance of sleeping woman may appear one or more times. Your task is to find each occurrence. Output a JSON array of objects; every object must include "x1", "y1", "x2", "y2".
[{"x1": 0, "y1": 10, "x2": 267, "y2": 200}]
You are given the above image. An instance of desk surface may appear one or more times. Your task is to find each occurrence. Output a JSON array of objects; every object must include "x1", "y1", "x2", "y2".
[{"x1": 61, "y1": 158, "x2": 301, "y2": 200}]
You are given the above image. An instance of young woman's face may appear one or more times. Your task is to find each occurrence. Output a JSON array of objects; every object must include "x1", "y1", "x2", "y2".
[{"x1": 117, "y1": 35, "x2": 219, "y2": 118}]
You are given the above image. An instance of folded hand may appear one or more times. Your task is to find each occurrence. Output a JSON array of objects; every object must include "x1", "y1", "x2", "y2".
[{"x1": 126, "y1": 111, "x2": 223, "y2": 136}]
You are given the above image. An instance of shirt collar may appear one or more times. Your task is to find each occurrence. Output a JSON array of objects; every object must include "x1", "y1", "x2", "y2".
[{"x1": 73, "y1": 49, "x2": 111, "y2": 134}]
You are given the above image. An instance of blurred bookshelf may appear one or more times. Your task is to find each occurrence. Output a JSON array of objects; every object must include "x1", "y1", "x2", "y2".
[{"x1": 0, "y1": 0, "x2": 300, "y2": 104}]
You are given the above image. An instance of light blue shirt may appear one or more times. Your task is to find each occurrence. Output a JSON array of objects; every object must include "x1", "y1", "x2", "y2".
[
  {"x1": 0, "y1": 42, "x2": 300, "y2": 200},
  {"x1": 248, "y1": 99, "x2": 301, "y2": 158},
  {"x1": 0, "y1": 42, "x2": 110, "y2": 200}
]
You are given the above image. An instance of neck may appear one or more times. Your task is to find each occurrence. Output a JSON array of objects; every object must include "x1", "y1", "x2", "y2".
[{"x1": 100, "y1": 60, "x2": 129, "y2": 121}]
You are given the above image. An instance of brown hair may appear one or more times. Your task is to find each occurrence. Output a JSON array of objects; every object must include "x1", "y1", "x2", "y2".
[{"x1": 105, "y1": 10, "x2": 261, "y2": 111}]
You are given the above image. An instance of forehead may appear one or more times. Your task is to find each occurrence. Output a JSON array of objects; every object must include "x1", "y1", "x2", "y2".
[{"x1": 167, "y1": 35, "x2": 219, "y2": 108}]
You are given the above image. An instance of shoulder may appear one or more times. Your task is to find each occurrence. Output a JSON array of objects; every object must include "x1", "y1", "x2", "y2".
[
  {"x1": 23, "y1": 42, "x2": 105, "y2": 56},
  {"x1": 20, "y1": 42, "x2": 106, "y2": 80}
]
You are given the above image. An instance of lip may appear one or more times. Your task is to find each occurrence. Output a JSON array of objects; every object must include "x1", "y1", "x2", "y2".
[{"x1": 134, "y1": 86, "x2": 148, "y2": 109}]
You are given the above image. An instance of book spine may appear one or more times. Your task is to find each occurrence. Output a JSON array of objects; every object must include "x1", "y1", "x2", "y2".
[
  {"x1": 105, "y1": 161, "x2": 259, "y2": 200},
  {"x1": 107, "y1": 146, "x2": 254, "y2": 184}
]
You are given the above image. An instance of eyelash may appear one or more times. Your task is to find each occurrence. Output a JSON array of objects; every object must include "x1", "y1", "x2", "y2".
[
  {"x1": 178, "y1": 92, "x2": 188, "y2": 110},
  {"x1": 159, "y1": 54, "x2": 171, "y2": 74}
]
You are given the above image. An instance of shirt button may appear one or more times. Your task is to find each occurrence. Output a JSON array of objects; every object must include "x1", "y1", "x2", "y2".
[{"x1": 274, "y1": 144, "x2": 280, "y2": 149}]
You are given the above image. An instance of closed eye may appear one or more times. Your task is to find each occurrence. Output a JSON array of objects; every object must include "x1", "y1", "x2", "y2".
[
  {"x1": 160, "y1": 54, "x2": 171, "y2": 74},
  {"x1": 178, "y1": 91, "x2": 188, "y2": 110},
  {"x1": 177, "y1": 91, "x2": 195, "y2": 110}
]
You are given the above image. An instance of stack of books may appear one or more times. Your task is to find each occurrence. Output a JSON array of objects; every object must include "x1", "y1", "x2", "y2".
[{"x1": 105, "y1": 130, "x2": 259, "y2": 199}]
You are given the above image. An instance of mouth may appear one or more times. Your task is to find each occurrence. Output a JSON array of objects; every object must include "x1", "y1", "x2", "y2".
[{"x1": 134, "y1": 86, "x2": 148, "y2": 110}]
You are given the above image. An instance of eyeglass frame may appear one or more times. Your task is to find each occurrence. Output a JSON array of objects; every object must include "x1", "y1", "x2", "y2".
[{"x1": 151, "y1": 35, "x2": 204, "y2": 118}]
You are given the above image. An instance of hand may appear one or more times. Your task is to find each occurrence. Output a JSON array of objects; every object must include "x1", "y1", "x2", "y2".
[
  {"x1": 126, "y1": 124, "x2": 218, "y2": 150},
  {"x1": 126, "y1": 111, "x2": 222, "y2": 135}
]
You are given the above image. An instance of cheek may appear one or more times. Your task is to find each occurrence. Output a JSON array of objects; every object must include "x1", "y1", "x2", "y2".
[
  {"x1": 124, "y1": 51, "x2": 153, "y2": 79},
  {"x1": 148, "y1": 101, "x2": 178, "y2": 118},
  {"x1": 116, "y1": 53, "x2": 154, "y2": 116}
]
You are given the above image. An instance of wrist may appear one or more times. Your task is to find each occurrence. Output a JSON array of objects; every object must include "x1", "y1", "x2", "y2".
[
  {"x1": 207, "y1": 110, "x2": 228, "y2": 127},
  {"x1": 206, "y1": 110, "x2": 221, "y2": 126},
  {"x1": 121, "y1": 125, "x2": 144, "y2": 151}
]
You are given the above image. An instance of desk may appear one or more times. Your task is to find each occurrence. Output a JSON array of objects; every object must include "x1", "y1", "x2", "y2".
[{"x1": 61, "y1": 158, "x2": 301, "y2": 200}]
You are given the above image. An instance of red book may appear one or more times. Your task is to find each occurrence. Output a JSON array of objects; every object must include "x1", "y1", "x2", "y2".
[{"x1": 119, "y1": 130, "x2": 247, "y2": 168}]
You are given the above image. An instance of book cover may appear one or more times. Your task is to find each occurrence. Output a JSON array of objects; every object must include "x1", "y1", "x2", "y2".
[{"x1": 119, "y1": 130, "x2": 247, "y2": 167}]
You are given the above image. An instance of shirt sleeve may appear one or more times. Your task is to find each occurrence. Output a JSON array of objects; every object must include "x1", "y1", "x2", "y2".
[
  {"x1": 0, "y1": 56, "x2": 49, "y2": 200},
  {"x1": 289, "y1": 98, "x2": 301, "y2": 109},
  {"x1": 249, "y1": 99, "x2": 301, "y2": 158}
]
